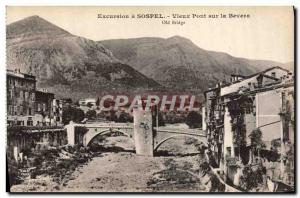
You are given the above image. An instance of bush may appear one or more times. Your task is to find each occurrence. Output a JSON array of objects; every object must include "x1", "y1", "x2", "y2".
[
  {"x1": 62, "y1": 106, "x2": 85, "y2": 124},
  {"x1": 240, "y1": 166, "x2": 264, "y2": 191},
  {"x1": 86, "y1": 110, "x2": 97, "y2": 120},
  {"x1": 185, "y1": 111, "x2": 202, "y2": 128}
]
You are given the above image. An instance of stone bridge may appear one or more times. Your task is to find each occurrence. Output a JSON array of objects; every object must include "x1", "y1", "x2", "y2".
[{"x1": 66, "y1": 110, "x2": 207, "y2": 156}]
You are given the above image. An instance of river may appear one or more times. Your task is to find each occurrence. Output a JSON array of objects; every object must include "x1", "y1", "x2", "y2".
[
  {"x1": 61, "y1": 152, "x2": 207, "y2": 192},
  {"x1": 11, "y1": 136, "x2": 209, "y2": 192}
]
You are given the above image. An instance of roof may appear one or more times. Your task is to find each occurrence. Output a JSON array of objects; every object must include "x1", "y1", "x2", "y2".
[
  {"x1": 222, "y1": 81, "x2": 294, "y2": 100},
  {"x1": 231, "y1": 74, "x2": 247, "y2": 78},
  {"x1": 79, "y1": 98, "x2": 96, "y2": 102},
  {"x1": 203, "y1": 86, "x2": 220, "y2": 94},
  {"x1": 203, "y1": 66, "x2": 291, "y2": 98},
  {"x1": 220, "y1": 66, "x2": 290, "y2": 88},
  {"x1": 36, "y1": 90, "x2": 55, "y2": 97},
  {"x1": 243, "y1": 66, "x2": 290, "y2": 79},
  {"x1": 7, "y1": 69, "x2": 36, "y2": 81}
]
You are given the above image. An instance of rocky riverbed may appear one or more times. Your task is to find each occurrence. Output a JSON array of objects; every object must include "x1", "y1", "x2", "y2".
[
  {"x1": 10, "y1": 136, "x2": 210, "y2": 192},
  {"x1": 61, "y1": 152, "x2": 207, "y2": 192}
]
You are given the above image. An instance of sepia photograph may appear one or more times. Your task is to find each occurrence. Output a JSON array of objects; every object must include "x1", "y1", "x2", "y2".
[{"x1": 5, "y1": 6, "x2": 295, "y2": 193}]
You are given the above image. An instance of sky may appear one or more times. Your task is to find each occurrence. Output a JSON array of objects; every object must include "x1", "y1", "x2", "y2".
[{"x1": 6, "y1": 6, "x2": 294, "y2": 63}]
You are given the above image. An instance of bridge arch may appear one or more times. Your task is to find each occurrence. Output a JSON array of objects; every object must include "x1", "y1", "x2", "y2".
[
  {"x1": 85, "y1": 128, "x2": 134, "y2": 146},
  {"x1": 153, "y1": 134, "x2": 208, "y2": 152}
]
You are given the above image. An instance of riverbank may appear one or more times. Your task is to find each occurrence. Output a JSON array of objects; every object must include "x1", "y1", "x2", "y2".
[
  {"x1": 61, "y1": 152, "x2": 207, "y2": 192},
  {"x1": 10, "y1": 136, "x2": 213, "y2": 192}
]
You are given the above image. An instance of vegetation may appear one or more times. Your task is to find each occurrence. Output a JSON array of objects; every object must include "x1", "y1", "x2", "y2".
[
  {"x1": 85, "y1": 110, "x2": 97, "y2": 120},
  {"x1": 240, "y1": 166, "x2": 264, "y2": 191},
  {"x1": 86, "y1": 102, "x2": 94, "y2": 108},
  {"x1": 164, "y1": 111, "x2": 186, "y2": 124},
  {"x1": 271, "y1": 138, "x2": 281, "y2": 152},
  {"x1": 117, "y1": 111, "x2": 133, "y2": 123},
  {"x1": 8, "y1": 145, "x2": 95, "y2": 191},
  {"x1": 152, "y1": 111, "x2": 165, "y2": 127},
  {"x1": 7, "y1": 125, "x2": 63, "y2": 136},
  {"x1": 62, "y1": 106, "x2": 85, "y2": 125},
  {"x1": 249, "y1": 128, "x2": 266, "y2": 158},
  {"x1": 96, "y1": 97, "x2": 100, "y2": 107},
  {"x1": 185, "y1": 111, "x2": 202, "y2": 128}
]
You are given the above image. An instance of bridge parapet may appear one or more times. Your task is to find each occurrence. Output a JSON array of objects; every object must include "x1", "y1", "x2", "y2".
[
  {"x1": 65, "y1": 120, "x2": 208, "y2": 156},
  {"x1": 153, "y1": 127, "x2": 207, "y2": 151},
  {"x1": 65, "y1": 121, "x2": 134, "y2": 146}
]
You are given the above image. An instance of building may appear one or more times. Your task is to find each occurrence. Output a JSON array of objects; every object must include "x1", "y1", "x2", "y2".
[
  {"x1": 79, "y1": 98, "x2": 97, "y2": 107},
  {"x1": 53, "y1": 99, "x2": 63, "y2": 125},
  {"x1": 35, "y1": 90, "x2": 55, "y2": 126},
  {"x1": 7, "y1": 69, "x2": 60, "y2": 126},
  {"x1": 203, "y1": 66, "x2": 294, "y2": 184},
  {"x1": 7, "y1": 69, "x2": 36, "y2": 126}
]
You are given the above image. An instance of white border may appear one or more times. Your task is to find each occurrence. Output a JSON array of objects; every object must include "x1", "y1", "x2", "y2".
[{"x1": 0, "y1": 0, "x2": 299, "y2": 197}]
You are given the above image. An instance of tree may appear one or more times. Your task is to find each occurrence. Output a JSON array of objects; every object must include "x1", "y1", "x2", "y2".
[
  {"x1": 185, "y1": 111, "x2": 202, "y2": 128},
  {"x1": 117, "y1": 111, "x2": 133, "y2": 123},
  {"x1": 74, "y1": 101, "x2": 80, "y2": 107},
  {"x1": 86, "y1": 102, "x2": 93, "y2": 108},
  {"x1": 271, "y1": 138, "x2": 281, "y2": 152},
  {"x1": 86, "y1": 110, "x2": 97, "y2": 120},
  {"x1": 152, "y1": 111, "x2": 165, "y2": 127},
  {"x1": 96, "y1": 97, "x2": 100, "y2": 107},
  {"x1": 107, "y1": 110, "x2": 118, "y2": 121},
  {"x1": 249, "y1": 128, "x2": 265, "y2": 160},
  {"x1": 62, "y1": 106, "x2": 85, "y2": 125}
]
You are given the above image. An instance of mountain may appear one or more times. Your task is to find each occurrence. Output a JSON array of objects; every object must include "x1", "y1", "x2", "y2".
[
  {"x1": 100, "y1": 36, "x2": 289, "y2": 93},
  {"x1": 6, "y1": 16, "x2": 161, "y2": 100},
  {"x1": 7, "y1": 16, "x2": 291, "y2": 101}
]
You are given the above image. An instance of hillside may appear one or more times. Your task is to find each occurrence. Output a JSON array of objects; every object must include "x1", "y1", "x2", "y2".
[
  {"x1": 101, "y1": 36, "x2": 288, "y2": 92},
  {"x1": 6, "y1": 16, "x2": 161, "y2": 100}
]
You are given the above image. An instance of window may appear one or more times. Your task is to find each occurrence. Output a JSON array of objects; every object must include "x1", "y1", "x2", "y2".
[
  {"x1": 10, "y1": 89, "x2": 13, "y2": 99},
  {"x1": 20, "y1": 106, "x2": 23, "y2": 115},
  {"x1": 31, "y1": 93, "x2": 35, "y2": 101},
  {"x1": 226, "y1": 147, "x2": 231, "y2": 156},
  {"x1": 7, "y1": 90, "x2": 11, "y2": 99},
  {"x1": 43, "y1": 103, "x2": 46, "y2": 111},
  {"x1": 8, "y1": 105, "x2": 12, "y2": 115},
  {"x1": 27, "y1": 120, "x2": 33, "y2": 126},
  {"x1": 271, "y1": 72, "x2": 276, "y2": 78},
  {"x1": 10, "y1": 79, "x2": 15, "y2": 86},
  {"x1": 24, "y1": 92, "x2": 28, "y2": 101},
  {"x1": 20, "y1": 91, "x2": 23, "y2": 100},
  {"x1": 29, "y1": 107, "x2": 32, "y2": 116},
  {"x1": 37, "y1": 103, "x2": 41, "y2": 111},
  {"x1": 14, "y1": 106, "x2": 17, "y2": 115},
  {"x1": 17, "y1": 121, "x2": 23, "y2": 126}
]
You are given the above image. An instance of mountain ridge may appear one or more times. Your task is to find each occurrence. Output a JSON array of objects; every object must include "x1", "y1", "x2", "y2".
[
  {"x1": 7, "y1": 16, "x2": 292, "y2": 101},
  {"x1": 6, "y1": 16, "x2": 162, "y2": 100},
  {"x1": 100, "y1": 36, "x2": 290, "y2": 92}
]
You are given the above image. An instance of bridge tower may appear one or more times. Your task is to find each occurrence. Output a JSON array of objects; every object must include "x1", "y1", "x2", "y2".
[{"x1": 133, "y1": 109, "x2": 153, "y2": 156}]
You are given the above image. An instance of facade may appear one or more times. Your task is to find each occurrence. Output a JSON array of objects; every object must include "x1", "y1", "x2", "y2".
[
  {"x1": 7, "y1": 69, "x2": 61, "y2": 126},
  {"x1": 203, "y1": 66, "x2": 294, "y2": 184},
  {"x1": 35, "y1": 90, "x2": 55, "y2": 126},
  {"x1": 53, "y1": 99, "x2": 63, "y2": 125},
  {"x1": 6, "y1": 70, "x2": 65, "y2": 163},
  {"x1": 79, "y1": 98, "x2": 97, "y2": 106},
  {"x1": 7, "y1": 69, "x2": 36, "y2": 126}
]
